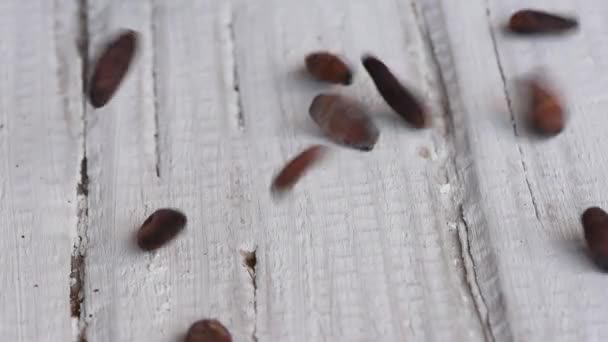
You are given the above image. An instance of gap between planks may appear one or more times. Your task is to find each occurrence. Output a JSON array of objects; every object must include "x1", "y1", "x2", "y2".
[
  {"x1": 70, "y1": 0, "x2": 90, "y2": 341},
  {"x1": 418, "y1": 0, "x2": 508, "y2": 340}
]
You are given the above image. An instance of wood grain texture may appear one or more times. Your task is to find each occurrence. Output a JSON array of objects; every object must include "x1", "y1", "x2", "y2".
[
  {"x1": 0, "y1": 0, "x2": 82, "y2": 341},
  {"x1": 3, "y1": 0, "x2": 608, "y2": 341}
]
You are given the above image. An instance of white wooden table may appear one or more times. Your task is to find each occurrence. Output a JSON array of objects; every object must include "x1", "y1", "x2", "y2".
[{"x1": 1, "y1": 0, "x2": 607, "y2": 341}]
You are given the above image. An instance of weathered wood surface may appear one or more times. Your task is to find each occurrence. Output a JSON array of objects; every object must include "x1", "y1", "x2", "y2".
[{"x1": 1, "y1": 0, "x2": 607, "y2": 341}]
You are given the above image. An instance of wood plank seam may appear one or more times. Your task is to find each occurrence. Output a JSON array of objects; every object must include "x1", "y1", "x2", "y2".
[
  {"x1": 409, "y1": 2, "x2": 498, "y2": 341},
  {"x1": 411, "y1": 0, "x2": 496, "y2": 341},
  {"x1": 70, "y1": 0, "x2": 90, "y2": 341},
  {"x1": 421, "y1": 1, "x2": 509, "y2": 340},
  {"x1": 484, "y1": 0, "x2": 542, "y2": 223},
  {"x1": 413, "y1": 1, "x2": 494, "y2": 340}
]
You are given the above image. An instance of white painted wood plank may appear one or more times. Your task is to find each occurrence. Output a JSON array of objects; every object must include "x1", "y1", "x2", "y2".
[
  {"x1": 232, "y1": 0, "x2": 485, "y2": 340},
  {"x1": 425, "y1": 0, "x2": 608, "y2": 340},
  {"x1": 151, "y1": 1, "x2": 256, "y2": 340},
  {"x1": 81, "y1": 1, "x2": 161, "y2": 341},
  {"x1": 82, "y1": 1, "x2": 254, "y2": 341},
  {"x1": 0, "y1": 0, "x2": 82, "y2": 341}
]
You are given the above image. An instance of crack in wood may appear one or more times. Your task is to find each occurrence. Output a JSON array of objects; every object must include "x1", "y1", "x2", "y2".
[
  {"x1": 485, "y1": 1, "x2": 541, "y2": 222},
  {"x1": 413, "y1": 7, "x2": 491, "y2": 339},
  {"x1": 70, "y1": 253, "x2": 84, "y2": 318},
  {"x1": 457, "y1": 206, "x2": 497, "y2": 342},
  {"x1": 151, "y1": 2, "x2": 161, "y2": 178},
  {"x1": 72, "y1": 116, "x2": 90, "y2": 342},
  {"x1": 416, "y1": 1, "x2": 511, "y2": 340},
  {"x1": 519, "y1": 158, "x2": 541, "y2": 221},
  {"x1": 72, "y1": 2, "x2": 90, "y2": 341},
  {"x1": 76, "y1": 156, "x2": 88, "y2": 196},
  {"x1": 241, "y1": 249, "x2": 258, "y2": 342},
  {"x1": 226, "y1": 6, "x2": 245, "y2": 132}
]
